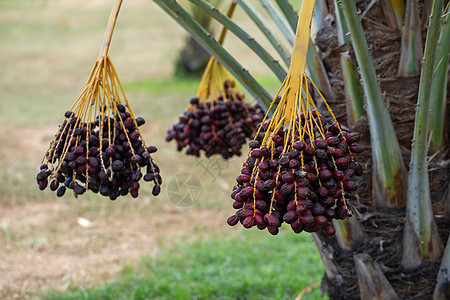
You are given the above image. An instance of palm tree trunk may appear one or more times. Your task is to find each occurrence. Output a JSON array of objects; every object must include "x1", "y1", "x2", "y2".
[{"x1": 313, "y1": 0, "x2": 450, "y2": 298}]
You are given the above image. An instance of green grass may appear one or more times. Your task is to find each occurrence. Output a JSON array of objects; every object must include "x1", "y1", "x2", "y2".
[
  {"x1": 123, "y1": 77, "x2": 200, "y2": 96},
  {"x1": 123, "y1": 74, "x2": 280, "y2": 97},
  {"x1": 44, "y1": 229, "x2": 327, "y2": 300},
  {"x1": 0, "y1": 162, "x2": 48, "y2": 203}
]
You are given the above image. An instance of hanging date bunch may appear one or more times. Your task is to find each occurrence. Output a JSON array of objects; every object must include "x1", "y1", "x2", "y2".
[
  {"x1": 227, "y1": 0, "x2": 363, "y2": 236},
  {"x1": 36, "y1": 0, "x2": 161, "y2": 199},
  {"x1": 166, "y1": 3, "x2": 264, "y2": 159}
]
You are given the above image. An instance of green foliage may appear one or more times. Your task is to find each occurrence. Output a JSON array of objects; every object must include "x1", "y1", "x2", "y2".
[
  {"x1": 235, "y1": 0, "x2": 290, "y2": 67},
  {"x1": 429, "y1": 3, "x2": 450, "y2": 152},
  {"x1": 44, "y1": 230, "x2": 326, "y2": 300},
  {"x1": 402, "y1": 0, "x2": 444, "y2": 267},
  {"x1": 340, "y1": 0, "x2": 407, "y2": 207},
  {"x1": 188, "y1": 0, "x2": 288, "y2": 81},
  {"x1": 154, "y1": 0, "x2": 273, "y2": 109}
]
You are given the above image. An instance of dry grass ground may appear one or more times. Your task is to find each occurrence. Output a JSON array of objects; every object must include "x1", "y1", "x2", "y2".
[{"x1": 0, "y1": 0, "x2": 287, "y2": 298}]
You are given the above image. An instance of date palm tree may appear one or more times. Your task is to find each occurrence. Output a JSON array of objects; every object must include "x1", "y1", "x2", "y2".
[
  {"x1": 154, "y1": 0, "x2": 449, "y2": 298},
  {"x1": 175, "y1": 0, "x2": 221, "y2": 77}
]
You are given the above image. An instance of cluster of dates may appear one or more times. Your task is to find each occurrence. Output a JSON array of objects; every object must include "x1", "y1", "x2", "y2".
[
  {"x1": 36, "y1": 103, "x2": 161, "y2": 200},
  {"x1": 166, "y1": 80, "x2": 264, "y2": 159},
  {"x1": 227, "y1": 112, "x2": 363, "y2": 236}
]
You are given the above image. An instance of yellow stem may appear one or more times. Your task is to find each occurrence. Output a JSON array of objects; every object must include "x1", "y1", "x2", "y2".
[
  {"x1": 289, "y1": 0, "x2": 315, "y2": 77},
  {"x1": 98, "y1": 0, "x2": 123, "y2": 59},
  {"x1": 217, "y1": 1, "x2": 237, "y2": 45}
]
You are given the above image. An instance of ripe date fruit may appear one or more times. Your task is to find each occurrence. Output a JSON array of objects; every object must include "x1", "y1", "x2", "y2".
[{"x1": 228, "y1": 112, "x2": 364, "y2": 236}]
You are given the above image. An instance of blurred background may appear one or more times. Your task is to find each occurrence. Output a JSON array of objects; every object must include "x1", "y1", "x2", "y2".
[{"x1": 0, "y1": 0, "x2": 325, "y2": 299}]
